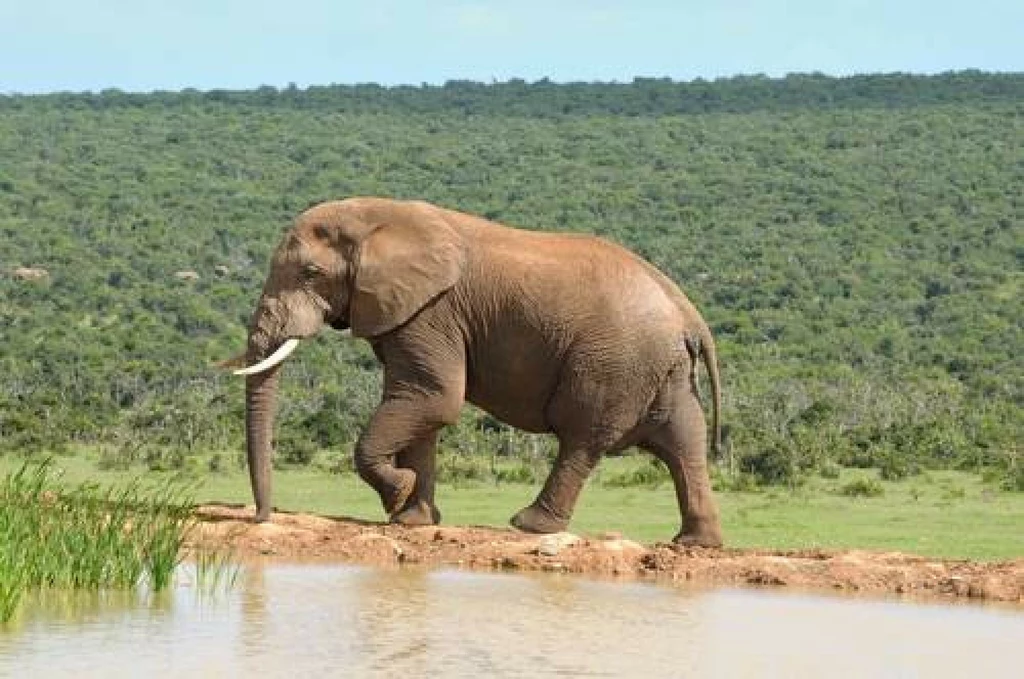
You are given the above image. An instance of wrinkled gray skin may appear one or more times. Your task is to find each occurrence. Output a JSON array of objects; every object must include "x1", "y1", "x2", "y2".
[{"x1": 239, "y1": 197, "x2": 723, "y2": 546}]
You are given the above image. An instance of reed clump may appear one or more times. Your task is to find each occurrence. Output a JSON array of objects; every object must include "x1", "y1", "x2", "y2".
[{"x1": 0, "y1": 461, "x2": 195, "y2": 622}]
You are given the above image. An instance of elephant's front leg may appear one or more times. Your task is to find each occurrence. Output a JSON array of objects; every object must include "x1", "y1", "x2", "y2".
[
  {"x1": 392, "y1": 431, "x2": 442, "y2": 526},
  {"x1": 355, "y1": 395, "x2": 459, "y2": 519}
]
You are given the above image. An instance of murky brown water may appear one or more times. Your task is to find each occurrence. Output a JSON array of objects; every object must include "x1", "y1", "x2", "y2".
[{"x1": 1, "y1": 564, "x2": 1021, "y2": 677}]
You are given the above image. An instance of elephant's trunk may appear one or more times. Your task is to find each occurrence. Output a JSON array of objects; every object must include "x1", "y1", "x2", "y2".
[
  {"x1": 244, "y1": 325, "x2": 284, "y2": 523},
  {"x1": 245, "y1": 367, "x2": 279, "y2": 522}
]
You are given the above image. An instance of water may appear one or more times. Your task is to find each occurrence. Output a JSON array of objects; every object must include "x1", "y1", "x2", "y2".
[{"x1": 1, "y1": 563, "x2": 1021, "y2": 677}]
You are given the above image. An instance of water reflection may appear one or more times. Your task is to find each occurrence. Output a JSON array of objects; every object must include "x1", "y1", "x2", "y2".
[{"x1": 1, "y1": 563, "x2": 1021, "y2": 677}]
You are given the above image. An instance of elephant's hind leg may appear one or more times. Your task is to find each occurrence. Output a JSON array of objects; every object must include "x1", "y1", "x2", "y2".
[
  {"x1": 512, "y1": 358, "x2": 651, "y2": 534},
  {"x1": 640, "y1": 378, "x2": 723, "y2": 547},
  {"x1": 511, "y1": 441, "x2": 602, "y2": 534},
  {"x1": 392, "y1": 431, "x2": 442, "y2": 526}
]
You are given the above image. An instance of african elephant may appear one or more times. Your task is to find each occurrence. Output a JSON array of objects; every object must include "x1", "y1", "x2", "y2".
[{"x1": 230, "y1": 197, "x2": 723, "y2": 546}]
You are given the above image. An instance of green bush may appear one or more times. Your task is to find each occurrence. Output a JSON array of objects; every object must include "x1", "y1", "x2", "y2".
[
  {"x1": 494, "y1": 461, "x2": 542, "y2": 485},
  {"x1": 207, "y1": 452, "x2": 226, "y2": 474},
  {"x1": 318, "y1": 449, "x2": 356, "y2": 475},
  {"x1": 996, "y1": 462, "x2": 1024, "y2": 492},
  {"x1": 601, "y1": 459, "x2": 670, "y2": 489},
  {"x1": 712, "y1": 468, "x2": 761, "y2": 492},
  {"x1": 941, "y1": 485, "x2": 967, "y2": 500},
  {"x1": 1001, "y1": 468, "x2": 1024, "y2": 492},
  {"x1": 879, "y1": 451, "x2": 919, "y2": 481},
  {"x1": 817, "y1": 461, "x2": 842, "y2": 479},
  {"x1": 839, "y1": 477, "x2": 885, "y2": 498},
  {"x1": 96, "y1": 445, "x2": 135, "y2": 471},
  {"x1": 274, "y1": 434, "x2": 318, "y2": 468},
  {"x1": 144, "y1": 447, "x2": 187, "y2": 472},
  {"x1": 740, "y1": 446, "x2": 803, "y2": 487},
  {"x1": 436, "y1": 453, "x2": 493, "y2": 485}
]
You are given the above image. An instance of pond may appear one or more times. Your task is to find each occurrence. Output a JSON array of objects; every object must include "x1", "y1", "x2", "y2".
[{"x1": 1, "y1": 563, "x2": 1021, "y2": 677}]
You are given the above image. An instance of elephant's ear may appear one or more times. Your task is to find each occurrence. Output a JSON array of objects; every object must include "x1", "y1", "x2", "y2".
[{"x1": 350, "y1": 210, "x2": 465, "y2": 338}]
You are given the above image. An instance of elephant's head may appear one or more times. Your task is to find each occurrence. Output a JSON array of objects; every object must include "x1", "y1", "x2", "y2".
[{"x1": 232, "y1": 198, "x2": 465, "y2": 521}]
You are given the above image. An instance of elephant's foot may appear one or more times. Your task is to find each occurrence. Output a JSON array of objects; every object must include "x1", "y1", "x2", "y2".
[
  {"x1": 510, "y1": 503, "x2": 569, "y2": 534},
  {"x1": 672, "y1": 520, "x2": 723, "y2": 548},
  {"x1": 378, "y1": 468, "x2": 417, "y2": 516},
  {"x1": 391, "y1": 499, "x2": 441, "y2": 526}
]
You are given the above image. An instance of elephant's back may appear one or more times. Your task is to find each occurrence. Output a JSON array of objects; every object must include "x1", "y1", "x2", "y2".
[{"x1": 454, "y1": 214, "x2": 682, "y2": 335}]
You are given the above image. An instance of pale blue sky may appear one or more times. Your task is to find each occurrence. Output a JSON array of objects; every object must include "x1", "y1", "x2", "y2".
[{"x1": 1, "y1": 1, "x2": 1021, "y2": 94}]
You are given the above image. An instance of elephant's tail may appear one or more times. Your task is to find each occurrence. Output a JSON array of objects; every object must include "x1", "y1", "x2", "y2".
[
  {"x1": 636, "y1": 254, "x2": 723, "y2": 454},
  {"x1": 699, "y1": 325, "x2": 722, "y2": 457},
  {"x1": 684, "y1": 322, "x2": 722, "y2": 456}
]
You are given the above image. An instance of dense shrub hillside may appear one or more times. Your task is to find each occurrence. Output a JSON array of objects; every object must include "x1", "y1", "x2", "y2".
[{"x1": 0, "y1": 72, "x2": 1020, "y2": 485}]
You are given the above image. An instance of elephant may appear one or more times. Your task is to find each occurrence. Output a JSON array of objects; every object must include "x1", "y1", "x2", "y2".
[{"x1": 229, "y1": 197, "x2": 723, "y2": 547}]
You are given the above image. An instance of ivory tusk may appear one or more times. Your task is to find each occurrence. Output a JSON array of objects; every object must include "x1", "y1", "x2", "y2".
[{"x1": 233, "y1": 338, "x2": 300, "y2": 376}]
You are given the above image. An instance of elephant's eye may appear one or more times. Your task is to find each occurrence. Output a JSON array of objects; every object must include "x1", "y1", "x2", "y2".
[{"x1": 301, "y1": 264, "x2": 324, "y2": 281}]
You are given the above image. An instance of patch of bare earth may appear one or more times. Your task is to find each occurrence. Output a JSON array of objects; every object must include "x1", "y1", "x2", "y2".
[{"x1": 189, "y1": 504, "x2": 1023, "y2": 604}]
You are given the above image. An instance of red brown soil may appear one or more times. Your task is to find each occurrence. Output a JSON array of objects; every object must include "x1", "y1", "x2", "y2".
[{"x1": 189, "y1": 504, "x2": 1023, "y2": 604}]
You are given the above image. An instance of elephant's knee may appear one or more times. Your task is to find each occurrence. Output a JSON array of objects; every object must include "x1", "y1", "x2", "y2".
[{"x1": 354, "y1": 441, "x2": 386, "y2": 485}]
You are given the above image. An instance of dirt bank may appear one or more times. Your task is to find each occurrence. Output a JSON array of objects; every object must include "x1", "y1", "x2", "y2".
[{"x1": 189, "y1": 504, "x2": 1023, "y2": 604}]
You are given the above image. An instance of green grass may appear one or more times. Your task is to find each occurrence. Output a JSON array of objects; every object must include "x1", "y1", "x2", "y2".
[
  {"x1": 5, "y1": 454, "x2": 1022, "y2": 563},
  {"x1": 0, "y1": 461, "x2": 196, "y2": 623}
]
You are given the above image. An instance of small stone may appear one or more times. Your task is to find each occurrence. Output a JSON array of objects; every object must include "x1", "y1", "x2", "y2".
[
  {"x1": 12, "y1": 266, "x2": 49, "y2": 281},
  {"x1": 536, "y1": 532, "x2": 582, "y2": 557},
  {"x1": 601, "y1": 538, "x2": 645, "y2": 553}
]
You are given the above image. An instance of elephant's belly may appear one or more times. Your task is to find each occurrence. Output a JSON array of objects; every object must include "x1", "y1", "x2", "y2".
[
  {"x1": 468, "y1": 392, "x2": 551, "y2": 433},
  {"x1": 464, "y1": 341, "x2": 557, "y2": 434}
]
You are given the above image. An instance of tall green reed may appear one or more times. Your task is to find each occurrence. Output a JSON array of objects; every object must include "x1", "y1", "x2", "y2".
[
  {"x1": 0, "y1": 460, "x2": 197, "y2": 622},
  {"x1": 191, "y1": 547, "x2": 242, "y2": 597}
]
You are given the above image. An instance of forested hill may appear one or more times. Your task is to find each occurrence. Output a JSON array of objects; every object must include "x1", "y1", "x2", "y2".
[
  {"x1": 2, "y1": 71, "x2": 1021, "y2": 116},
  {"x1": 0, "y1": 72, "x2": 1021, "y2": 486}
]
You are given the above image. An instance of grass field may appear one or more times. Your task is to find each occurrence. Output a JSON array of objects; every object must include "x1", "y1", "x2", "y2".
[{"x1": 4, "y1": 454, "x2": 1021, "y2": 562}]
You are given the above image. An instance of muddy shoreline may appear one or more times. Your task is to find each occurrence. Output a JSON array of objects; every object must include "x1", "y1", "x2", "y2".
[{"x1": 189, "y1": 504, "x2": 1023, "y2": 604}]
